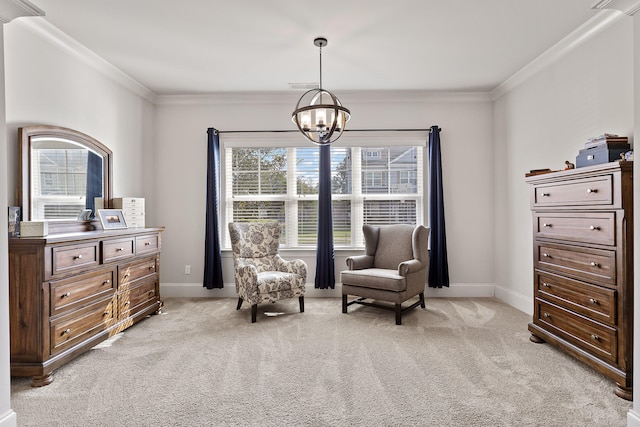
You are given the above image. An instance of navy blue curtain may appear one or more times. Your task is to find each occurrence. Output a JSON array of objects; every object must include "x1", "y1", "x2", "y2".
[
  {"x1": 314, "y1": 144, "x2": 335, "y2": 289},
  {"x1": 203, "y1": 128, "x2": 224, "y2": 289},
  {"x1": 85, "y1": 150, "x2": 102, "y2": 218},
  {"x1": 428, "y1": 126, "x2": 450, "y2": 288}
]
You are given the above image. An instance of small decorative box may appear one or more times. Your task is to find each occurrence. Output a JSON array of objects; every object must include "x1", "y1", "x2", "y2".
[{"x1": 20, "y1": 221, "x2": 48, "y2": 237}]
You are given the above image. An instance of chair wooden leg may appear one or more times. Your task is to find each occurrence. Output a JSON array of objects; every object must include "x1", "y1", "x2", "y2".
[
  {"x1": 299, "y1": 296, "x2": 305, "y2": 313},
  {"x1": 395, "y1": 304, "x2": 402, "y2": 325},
  {"x1": 420, "y1": 292, "x2": 425, "y2": 308},
  {"x1": 342, "y1": 294, "x2": 348, "y2": 313},
  {"x1": 251, "y1": 304, "x2": 257, "y2": 323},
  {"x1": 236, "y1": 297, "x2": 243, "y2": 310}
]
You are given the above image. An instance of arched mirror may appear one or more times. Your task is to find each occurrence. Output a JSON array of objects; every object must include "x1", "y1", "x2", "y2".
[{"x1": 19, "y1": 126, "x2": 112, "y2": 226}]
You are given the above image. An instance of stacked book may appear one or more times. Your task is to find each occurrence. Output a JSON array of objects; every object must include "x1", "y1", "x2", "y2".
[{"x1": 584, "y1": 133, "x2": 629, "y2": 149}]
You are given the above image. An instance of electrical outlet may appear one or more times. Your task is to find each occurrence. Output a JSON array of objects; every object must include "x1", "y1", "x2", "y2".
[{"x1": 185, "y1": 265, "x2": 191, "y2": 275}]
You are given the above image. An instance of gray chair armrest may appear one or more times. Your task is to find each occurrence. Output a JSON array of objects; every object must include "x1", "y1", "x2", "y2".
[
  {"x1": 346, "y1": 255, "x2": 374, "y2": 270},
  {"x1": 399, "y1": 259, "x2": 423, "y2": 276},
  {"x1": 275, "y1": 255, "x2": 307, "y2": 278}
]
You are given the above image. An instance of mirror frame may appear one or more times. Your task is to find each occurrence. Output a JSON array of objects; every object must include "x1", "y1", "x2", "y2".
[{"x1": 18, "y1": 125, "x2": 113, "y2": 231}]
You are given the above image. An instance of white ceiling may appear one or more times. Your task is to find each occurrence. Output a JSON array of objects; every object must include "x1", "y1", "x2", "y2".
[{"x1": 27, "y1": 0, "x2": 601, "y2": 96}]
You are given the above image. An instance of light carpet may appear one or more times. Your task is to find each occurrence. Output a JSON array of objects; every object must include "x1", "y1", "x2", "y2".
[{"x1": 11, "y1": 297, "x2": 632, "y2": 426}]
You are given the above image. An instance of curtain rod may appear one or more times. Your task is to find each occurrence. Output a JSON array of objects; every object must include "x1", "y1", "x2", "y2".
[{"x1": 216, "y1": 128, "x2": 434, "y2": 134}]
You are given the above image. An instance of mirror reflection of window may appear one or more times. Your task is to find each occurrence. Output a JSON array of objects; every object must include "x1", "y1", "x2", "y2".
[{"x1": 31, "y1": 138, "x2": 102, "y2": 220}]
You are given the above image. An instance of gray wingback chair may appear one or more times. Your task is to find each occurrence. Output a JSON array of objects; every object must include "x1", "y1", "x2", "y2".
[
  {"x1": 228, "y1": 222, "x2": 307, "y2": 323},
  {"x1": 340, "y1": 224, "x2": 430, "y2": 325}
]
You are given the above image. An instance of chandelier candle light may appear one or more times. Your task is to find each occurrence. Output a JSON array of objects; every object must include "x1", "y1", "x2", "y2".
[{"x1": 292, "y1": 37, "x2": 351, "y2": 145}]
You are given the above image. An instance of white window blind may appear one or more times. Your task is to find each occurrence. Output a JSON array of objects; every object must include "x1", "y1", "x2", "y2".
[
  {"x1": 223, "y1": 132, "x2": 425, "y2": 248},
  {"x1": 31, "y1": 148, "x2": 88, "y2": 219}
]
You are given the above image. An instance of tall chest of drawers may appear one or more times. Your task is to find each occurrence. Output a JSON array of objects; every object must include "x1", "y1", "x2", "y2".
[
  {"x1": 9, "y1": 227, "x2": 164, "y2": 386},
  {"x1": 525, "y1": 161, "x2": 633, "y2": 399}
]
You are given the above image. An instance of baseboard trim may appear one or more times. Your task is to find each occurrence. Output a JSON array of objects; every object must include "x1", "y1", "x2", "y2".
[
  {"x1": 628, "y1": 409, "x2": 640, "y2": 427},
  {"x1": 494, "y1": 286, "x2": 532, "y2": 315},
  {"x1": 161, "y1": 282, "x2": 498, "y2": 300},
  {"x1": 0, "y1": 409, "x2": 17, "y2": 427}
]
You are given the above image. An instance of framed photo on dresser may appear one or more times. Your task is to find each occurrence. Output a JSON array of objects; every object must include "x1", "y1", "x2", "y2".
[{"x1": 97, "y1": 209, "x2": 128, "y2": 230}]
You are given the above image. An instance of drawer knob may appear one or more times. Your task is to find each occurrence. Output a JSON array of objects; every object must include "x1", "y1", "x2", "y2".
[
  {"x1": 62, "y1": 292, "x2": 71, "y2": 298},
  {"x1": 587, "y1": 188, "x2": 597, "y2": 194},
  {"x1": 124, "y1": 301, "x2": 130, "y2": 306},
  {"x1": 542, "y1": 253, "x2": 550, "y2": 258},
  {"x1": 589, "y1": 225, "x2": 600, "y2": 231},
  {"x1": 104, "y1": 279, "x2": 111, "y2": 285},
  {"x1": 591, "y1": 334, "x2": 600, "y2": 341},
  {"x1": 124, "y1": 273, "x2": 130, "y2": 278},
  {"x1": 543, "y1": 312, "x2": 551, "y2": 318},
  {"x1": 145, "y1": 242, "x2": 151, "y2": 246},
  {"x1": 589, "y1": 298, "x2": 599, "y2": 305},
  {"x1": 149, "y1": 265, "x2": 155, "y2": 270},
  {"x1": 542, "y1": 282, "x2": 551, "y2": 288},
  {"x1": 116, "y1": 247, "x2": 124, "y2": 252},
  {"x1": 62, "y1": 329, "x2": 71, "y2": 335},
  {"x1": 148, "y1": 290, "x2": 155, "y2": 296},
  {"x1": 104, "y1": 311, "x2": 111, "y2": 316},
  {"x1": 74, "y1": 254, "x2": 83, "y2": 260},
  {"x1": 541, "y1": 192, "x2": 550, "y2": 197},
  {"x1": 542, "y1": 223, "x2": 551, "y2": 228},
  {"x1": 590, "y1": 262, "x2": 600, "y2": 268}
]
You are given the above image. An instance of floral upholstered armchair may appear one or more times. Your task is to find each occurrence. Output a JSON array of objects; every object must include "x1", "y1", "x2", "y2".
[{"x1": 228, "y1": 222, "x2": 307, "y2": 323}]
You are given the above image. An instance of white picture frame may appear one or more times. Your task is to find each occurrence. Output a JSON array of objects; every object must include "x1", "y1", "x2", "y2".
[{"x1": 97, "y1": 209, "x2": 128, "y2": 230}]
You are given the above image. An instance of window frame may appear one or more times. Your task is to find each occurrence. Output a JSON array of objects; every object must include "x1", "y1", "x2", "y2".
[{"x1": 221, "y1": 131, "x2": 428, "y2": 249}]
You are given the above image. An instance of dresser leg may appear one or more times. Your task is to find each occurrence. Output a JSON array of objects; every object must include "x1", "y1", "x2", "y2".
[
  {"x1": 31, "y1": 374, "x2": 53, "y2": 387},
  {"x1": 615, "y1": 384, "x2": 633, "y2": 401},
  {"x1": 529, "y1": 334, "x2": 545, "y2": 344}
]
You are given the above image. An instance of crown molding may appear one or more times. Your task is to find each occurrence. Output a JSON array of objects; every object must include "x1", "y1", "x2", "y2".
[
  {"x1": 17, "y1": 17, "x2": 157, "y2": 103},
  {"x1": 491, "y1": 10, "x2": 626, "y2": 100},
  {"x1": 155, "y1": 90, "x2": 491, "y2": 106},
  {"x1": 591, "y1": 0, "x2": 640, "y2": 16},
  {"x1": 0, "y1": 0, "x2": 44, "y2": 23}
]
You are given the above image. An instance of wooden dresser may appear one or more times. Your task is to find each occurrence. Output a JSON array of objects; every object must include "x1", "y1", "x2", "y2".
[
  {"x1": 525, "y1": 161, "x2": 633, "y2": 399},
  {"x1": 9, "y1": 226, "x2": 164, "y2": 386}
]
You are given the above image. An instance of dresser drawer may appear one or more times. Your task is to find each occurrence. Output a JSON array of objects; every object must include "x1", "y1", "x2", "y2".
[
  {"x1": 534, "y1": 212, "x2": 615, "y2": 246},
  {"x1": 118, "y1": 280, "x2": 158, "y2": 320},
  {"x1": 532, "y1": 175, "x2": 613, "y2": 208},
  {"x1": 535, "y1": 242, "x2": 616, "y2": 286},
  {"x1": 535, "y1": 300, "x2": 616, "y2": 365},
  {"x1": 535, "y1": 271, "x2": 616, "y2": 326},
  {"x1": 50, "y1": 297, "x2": 115, "y2": 355},
  {"x1": 102, "y1": 237, "x2": 135, "y2": 263},
  {"x1": 52, "y1": 243, "x2": 99, "y2": 275},
  {"x1": 136, "y1": 234, "x2": 159, "y2": 255},
  {"x1": 50, "y1": 269, "x2": 115, "y2": 316},
  {"x1": 118, "y1": 256, "x2": 157, "y2": 288}
]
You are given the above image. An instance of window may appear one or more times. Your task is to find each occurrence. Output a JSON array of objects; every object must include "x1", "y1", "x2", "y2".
[
  {"x1": 224, "y1": 134, "x2": 425, "y2": 247},
  {"x1": 31, "y1": 148, "x2": 89, "y2": 219}
]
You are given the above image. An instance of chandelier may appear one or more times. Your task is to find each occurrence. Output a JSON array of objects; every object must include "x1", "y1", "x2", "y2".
[{"x1": 292, "y1": 37, "x2": 351, "y2": 145}]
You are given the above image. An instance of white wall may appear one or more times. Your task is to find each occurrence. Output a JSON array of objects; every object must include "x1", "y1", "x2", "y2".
[
  {"x1": 4, "y1": 19, "x2": 156, "y2": 217},
  {"x1": 629, "y1": 9, "x2": 640, "y2": 427},
  {"x1": 155, "y1": 92, "x2": 495, "y2": 297},
  {"x1": 0, "y1": 20, "x2": 16, "y2": 427},
  {"x1": 492, "y1": 16, "x2": 635, "y2": 314}
]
